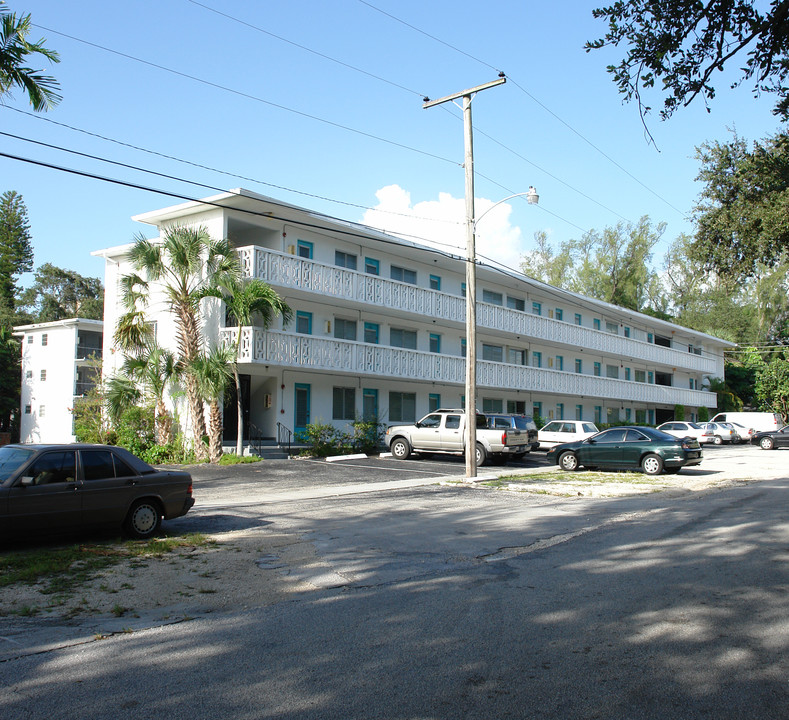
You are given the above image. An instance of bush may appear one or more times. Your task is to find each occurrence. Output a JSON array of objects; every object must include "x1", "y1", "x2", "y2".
[
  {"x1": 296, "y1": 422, "x2": 351, "y2": 457},
  {"x1": 350, "y1": 418, "x2": 386, "y2": 453},
  {"x1": 697, "y1": 406, "x2": 710, "y2": 422},
  {"x1": 674, "y1": 404, "x2": 686, "y2": 421},
  {"x1": 114, "y1": 405, "x2": 156, "y2": 458}
]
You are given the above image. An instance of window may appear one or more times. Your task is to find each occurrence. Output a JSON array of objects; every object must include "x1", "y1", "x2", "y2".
[
  {"x1": 594, "y1": 406, "x2": 602, "y2": 423},
  {"x1": 507, "y1": 296, "x2": 525, "y2": 311},
  {"x1": 41, "y1": 334, "x2": 48, "y2": 346},
  {"x1": 365, "y1": 257, "x2": 380, "y2": 275},
  {"x1": 607, "y1": 407, "x2": 620, "y2": 423},
  {"x1": 606, "y1": 364, "x2": 619, "y2": 379},
  {"x1": 508, "y1": 348, "x2": 526, "y2": 365},
  {"x1": 39, "y1": 405, "x2": 46, "y2": 417},
  {"x1": 461, "y1": 338, "x2": 466, "y2": 357},
  {"x1": 625, "y1": 408, "x2": 632, "y2": 421},
  {"x1": 363, "y1": 389, "x2": 378, "y2": 419},
  {"x1": 25, "y1": 370, "x2": 32, "y2": 379},
  {"x1": 27, "y1": 335, "x2": 33, "y2": 344},
  {"x1": 428, "y1": 393, "x2": 441, "y2": 412},
  {"x1": 429, "y1": 333, "x2": 441, "y2": 353},
  {"x1": 556, "y1": 356, "x2": 564, "y2": 371},
  {"x1": 296, "y1": 240, "x2": 313, "y2": 259},
  {"x1": 482, "y1": 344, "x2": 503, "y2": 362},
  {"x1": 624, "y1": 326, "x2": 631, "y2": 338},
  {"x1": 555, "y1": 308, "x2": 563, "y2": 321},
  {"x1": 647, "y1": 332, "x2": 654, "y2": 343},
  {"x1": 390, "y1": 328, "x2": 417, "y2": 349},
  {"x1": 635, "y1": 369, "x2": 646, "y2": 383},
  {"x1": 296, "y1": 311, "x2": 312, "y2": 335},
  {"x1": 446, "y1": 414, "x2": 461, "y2": 429},
  {"x1": 419, "y1": 414, "x2": 442, "y2": 428},
  {"x1": 81, "y1": 450, "x2": 117, "y2": 481},
  {"x1": 461, "y1": 282, "x2": 466, "y2": 297},
  {"x1": 483, "y1": 397, "x2": 503, "y2": 413},
  {"x1": 533, "y1": 401, "x2": 542, "y2": 419},
  {"x1": 532, "y1": 301, "x2": 542, "y2": 316},
  {"x1": 482, "y1": 289, "x2": 503, "y2": 305},
  {"x1": 507, "y1": 400, "x2": 526, "y2": 414},
  {"x1": 689, "y1": 378, "x2": 696, "y2": 390},
  {"x1": 24, "y1": 405, "x2": 31, "y2": 414},
  {"x1": 625, "y1": 367, "x2": 631, "y2": 381},
  {"x1": 575, "y1": 404, "x2": 583, "y2": 420},
  {"x1": 557, "y1": 403, "x2": 564, "y2": 420},
  {"x1": 648, "y1": 409, "x2": 655, "y2": 424},
  {"x1": 429, "y1": 274, "x2": 441, "y2": 291},
  {"x1": 333, "y1": 387, "x2": 356, "y2": 420},
  {"x1": 334, "y1": 318, "x2": 357, "y2": 341},
  {"x1": 593, "y1": 319, "x2": 601, "y2": 330},
  {"x1": 532, "y1": 351, "x2": 542, "y2": 368},
  {"x1": 574, "y1": 313, "x2": 582, "y2": 326},
  {"x1": 40, "y1": 370, "x2": 46, "y2": 381},
  {"x1": 575, "y1": 358, "x2": 582, "y2": 374},
  {"x1": 364, "y1": 322, "x2": 379, "y2": 344},
  {"x1": 593, "y1": 362, "x2": 601, "y2": 377},
  {"x1": 606, "y1": 321, "x2": 618, "y2": 334},
  {"x1": 648, "y1": 371, "x2": 654, "y2": 384},
  {"x1": 389, "y1": 391, "x2": 416, "y2": 423},
  {"x1": 27, "y1": 451, "x2": 76, "y2": 485},
  {"x1": 391, "y1": 265, "x2": 417, "y2": 284},
  {"x1": 636, "y1": 409, "x2": 647, "y2": 423},
  {"x1": 335, "y1": 250, "x2": 357, "y2": 270}
]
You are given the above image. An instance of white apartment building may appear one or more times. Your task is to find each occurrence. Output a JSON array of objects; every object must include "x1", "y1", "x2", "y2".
[
  {"x1": 94, "y1": 189, "x2": 732, "y2": 445},
  {"x1": 16, "y1": 319, "x2": 103, "y2": 443}
]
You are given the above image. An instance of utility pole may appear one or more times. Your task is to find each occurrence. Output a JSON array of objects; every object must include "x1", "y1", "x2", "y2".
[{"x1": 424, "y1": 77, "x2": 506, "y2": 478}]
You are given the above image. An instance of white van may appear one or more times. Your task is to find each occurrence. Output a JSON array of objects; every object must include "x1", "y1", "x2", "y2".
[{"x1": 710, "y1": 412, "x2": 782, "y2": 433}]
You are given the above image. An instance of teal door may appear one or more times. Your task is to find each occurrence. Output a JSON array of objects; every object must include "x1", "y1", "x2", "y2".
[
  {"x1": 363, "y1": 389, "x2": 378, "y2": 420},
  {"x1": 294, "y1": 384, "x2": 311, "y2": 432}
]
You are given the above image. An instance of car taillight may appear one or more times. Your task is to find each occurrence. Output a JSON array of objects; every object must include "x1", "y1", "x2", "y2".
[
  {"x1": 188, "y1": 482, "x2": 193, "y2": 495},
  {"x1": 502, "y1": 431, "x2": 507, "y2": 444}
]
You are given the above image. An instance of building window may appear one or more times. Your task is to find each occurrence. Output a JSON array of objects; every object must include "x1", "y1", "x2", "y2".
[
  {"x1": 533, "y1": 401, "x2": 543, "y2": 419},
  {"x1": 25, "y1": 370, "x2": 32, "y2": 379},
  {"x1": 574, "y1": 313, "x2": 582, "y2": 326},
  {"x1": 625, "y1": 367, "x2": 631, "y2": 381},
  {"x1": 555, "y1": 308, "x2": 563, "y2": 322},
  {"x1": 575, "y1": 358, "x2": 582, "y2": 374},
  {"x1": 607, "y1": 407, "x2": 620, "y2": 423},
  {"x1": 41, "y1": 334, "x2": 48, "y2": 346},
  {"x1": 557, "y1": 403, "x2": 564, "y2": 420},
  {"x1": 507, "y1": 296, "x2": 525, "y2": 311},
  {"x1": 556, "y1": 356, "x2": 564, "y2": 371},
  {"x1": 335, "y1": 250, "x2": 357, "y2": 270},
  {"x1": 24, "y1": 405, "x2": 31, "y2": 414},
  {"x1": 483, "y1": 397, "x2": 503, "y2": 413},
  {"x1": 391, "y1": 266, "x2": 417, "y2": 284},
  {"x1": 594, "y1": 406, "x2": 602, "y2": 423},
  {"x1": 428, "y1": 393, "x2": 441, "y2": 412},
  {"x1": 575, "y1": 404, "x2": 583, "y2": 420},
  {"x1": 593, "y1": 362, "x2": 601, "y2": 376},
  {"x1": 332, "y1": 387, "x2": 356, "y2": 421},
  {"x1": 365, "y1": 257, "x2": 380, "y2": 275},
  {"x1": 461, "y1": 282, "x2": 466, "y2": 297},
  {"x1": 606, "y1": 364, "x2": 619, "y2": 379},
  {"x1": 363, "y1": 389, "x2": 379, "y2": 419},
  {"x1": 508, "y1": 348, "x2": 526, "y2": 365},
  {"x1": 296, "y1": 240, "x2": 313, "y2": 259},
  {"x1": 606, "y1": 321, "x2": 618, "y2": 334},
  {"x1": 532, "y1": 301, "x2": 542, "y2": 316},
  {"x1": 39, "y1": 405, "x2": 46, "y2": 417},
  {"x1": 647, "y1": 332, "x2": 654, "y2": 343},
  {"x1": 389, "y1": 391, "x2": 416, "y2": 423},
  {"x1": 296, "y1": 311, "x2": 312, "y2": 335},
  {"x1": 364, "y1": 322, "x2": 379, "y2": 344},
  {"x1": 482, "y1": 289, "x2": 503, "y2": 306},
  {"x1": 460, "y1": 338, "x2": 466, "y2": 357},
  {"x1": 689, "y1": 378, "x2": 696, "y2": 390},
  {"x1": 334, "y1": 318, "x2": 357, "y2": 341},
  {"x1": 636, "y1": 409, "x2": 647, "y2": 423},
  {"x1": 648, "y1": 409, "x2": 655, "y2": 424},
  {"x1": 429, "y1": 333, "x2": 441, "y2": 354},
  {"x1": 593, "y1": 319, "x2": 601, "y2": 330},
  {"x1": 533, "y1": 351, "x2": 542, "y2": 368},
  {"x1": 429, "y1": 274, "x2": 441, "y2": 291},
  {"x1": 482, "y1": 344, "x2": 503, "y2": 362},
  {"x1": 27, "y1": 335, "x2": 33, "y2": 344},
  {"x1": 624, "y1": 326, "x2": 631, "y2": 338},
  {"x1": 507, "y1": 400, "x2": 526, "y2": 414},
  {"x1": 40, "y1": 369, "x2": 46, "y2": 381},
  {"x1": 648, "y1": 371, "x2": 654, "y2": 384},
  {"x1": 625, "y1": 408, "x2": 632, "y2": 421},
  {"x1": 390, "y1": 328, "x2": 417, "y2": 349},
  {"x1": 635, "y1": 369, "x2": 646, "y2": 383}
]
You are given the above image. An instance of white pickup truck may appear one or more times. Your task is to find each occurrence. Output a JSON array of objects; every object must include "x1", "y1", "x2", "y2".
[{"x1": 385, "y1": 409, "x2": 532, "y2": 465}]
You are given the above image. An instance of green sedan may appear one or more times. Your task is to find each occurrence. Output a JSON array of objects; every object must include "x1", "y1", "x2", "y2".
[{"x1": 546, "y1": 426, "x2": 703, "y2": 475}]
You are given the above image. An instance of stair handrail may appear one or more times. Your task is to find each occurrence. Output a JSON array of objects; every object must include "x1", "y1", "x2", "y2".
[{"x1": 276, "y1": 421, "x2": 293, "y2": 457}]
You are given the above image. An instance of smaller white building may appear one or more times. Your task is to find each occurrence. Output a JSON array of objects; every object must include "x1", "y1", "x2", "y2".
[{"x1": 15, "y1": 319, "x2": 104, "y2": 444}]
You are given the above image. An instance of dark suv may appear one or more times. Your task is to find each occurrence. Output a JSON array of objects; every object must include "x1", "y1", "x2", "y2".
[{"x1": 484, "y1": 414, "x2": 539, "y2": 458}]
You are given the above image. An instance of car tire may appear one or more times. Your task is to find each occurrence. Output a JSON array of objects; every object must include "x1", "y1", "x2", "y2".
[
  {"x1": 713, "y1": 435, "x2": 723, "y2": 445},
  {"x1": 558, "y1": 451, "x2": 578, "y2": 471},
  {"x1": 124, "y1": 499, "x2": 163, "y2": 540},
  {"x1": 390, "y1": 438, "x2": 411, "y2": 460},
  {"x1": 760, "y1": 436, "x2": 775, "y2": 450},
  {"x1": 641, "y1": 454, "x2": 664, "y2": 476},
  {"x1": 475, "y1": 443, "x2": 488, "y2": 467}
]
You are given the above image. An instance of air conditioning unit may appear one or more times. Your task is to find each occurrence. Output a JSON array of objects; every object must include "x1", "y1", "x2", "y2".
[{"x1": 263, "y1": 394, "x2": 272, "y2": 408}]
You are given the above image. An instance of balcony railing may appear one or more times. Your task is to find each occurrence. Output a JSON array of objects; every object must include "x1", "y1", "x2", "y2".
[
  {"x1": 236, "y1": 245, "x2": 718, "y2": 375},
  {"x1": 219, "y1": 327, "x2": 717, "y2": 408}
]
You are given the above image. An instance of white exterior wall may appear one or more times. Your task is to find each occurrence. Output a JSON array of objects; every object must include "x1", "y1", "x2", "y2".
[
  {"x1": 94, "y1": 190, "x2": 734, "y2": 442},
  {"x1": 17, "y1": 319, "x2": 103, "y2": 444}
]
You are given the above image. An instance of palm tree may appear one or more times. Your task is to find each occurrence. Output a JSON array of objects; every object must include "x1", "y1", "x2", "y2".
[
  {"x1": 0, "y1": 6, "x2": 61, "y2": 111},
  {"x1": 105, "y1": 375, "x2": 141, "y2": 425},
  {"x1": 122, "y1": 225, "x2": 237, "y2": 461},
  {"x1": 202, "y1": 274, "x2": 291, "y2": 456},
  {"x1": 190, "y1": 345, "x2": 234, "y2": 463}
]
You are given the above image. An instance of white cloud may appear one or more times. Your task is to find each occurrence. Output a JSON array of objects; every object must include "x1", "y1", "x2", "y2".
[{"x1": 361, "y1": 185, "x2": 527, "y2": 271}]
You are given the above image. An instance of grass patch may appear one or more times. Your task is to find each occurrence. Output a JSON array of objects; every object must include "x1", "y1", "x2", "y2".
[
  {"x1": 218, "y1": 454, "x2": 263, "y2": 465},
  {"x1": 500, "y1": 470, "x2": 666, "y2": 485},
  {"x1": 0, "y1": 533, "x2": 214, "y2": 596}
]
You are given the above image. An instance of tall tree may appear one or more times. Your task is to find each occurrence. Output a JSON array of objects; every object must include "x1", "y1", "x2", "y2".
[
  {"x1": 0, "y1": 190, "x2": 33, "y2": 318},
  {"x1": 586, "y1": 1, "x2": 789, "y2": 127},
  {"x1": 0, "y1": 3, "x2": 60, "y2": 111},
  {"x1": 121, "y1": 225, "x2": 237, "y2": 462},
  {"x1": 190, "y1": 345, "x2": 234, "y2": 464},
  {"x1": 18, "y1": 262, "x2": 104, "y2": 321},
  {"x1": 201, "y1": 274, "x2": 291, "y2": 456}
]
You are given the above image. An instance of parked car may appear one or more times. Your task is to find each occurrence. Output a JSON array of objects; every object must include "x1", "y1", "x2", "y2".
[
  {"x1": 710, "y1": 412, "x2": 782, "y2": 433},
  {"x1": 656, "y1": 421, "x2": 715, "y2": 444},
  {"x1": 484, "y1": 414, "x2": 539, "y2": 457},
  {"x1": 751, "y1": 426, "x2": 789, "y2": 450},
  {"x1": 728, "y1": 421, "x2": 754, "y2": 442},
  {"x1": 547, "y1": 426, "x2": 703, "y2": 475},
  {"x1": 697, "y1": 422, "x2": 738, "y2": 445},
  {"x1": 537, "y1": 420, "x2": 599, "y2": 450},
  {"x1": 0, "y1": 444, "x2": 195, "y2": 539}
]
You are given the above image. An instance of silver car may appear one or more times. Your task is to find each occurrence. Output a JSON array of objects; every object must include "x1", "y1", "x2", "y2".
[{"x1": 698, "y1": 422, "x2": 738, "y2": 445}]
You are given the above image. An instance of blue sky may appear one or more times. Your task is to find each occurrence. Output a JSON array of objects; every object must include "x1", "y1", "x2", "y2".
[{"x1": 1, "y1": 0, "x2": 783, "y2": 284}]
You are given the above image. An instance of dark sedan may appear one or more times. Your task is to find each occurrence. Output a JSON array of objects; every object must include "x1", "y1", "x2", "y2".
[
  {"x1": 751, "y1": 425, "x2": 789, "y2": 450},
  {"x1": 546, "y1": 426, "x2": 703, "y2": 475},
  {"x1": 0, "y1": 444, "x2": 194, "y2": 539}
]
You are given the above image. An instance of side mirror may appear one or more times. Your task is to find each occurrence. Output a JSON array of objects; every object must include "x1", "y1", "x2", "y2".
[{"x1": 20, "y1": 476, "x2": 33, "y2": 486}]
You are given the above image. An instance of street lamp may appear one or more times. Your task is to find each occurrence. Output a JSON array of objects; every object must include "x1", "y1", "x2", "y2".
[{"x1": 424, "y1": 78, "x2": 538, "y2": 478}]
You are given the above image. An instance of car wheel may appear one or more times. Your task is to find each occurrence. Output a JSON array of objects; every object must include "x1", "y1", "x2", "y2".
[
  {"x1": 124, "y1": 499, "x2": 163, "y2": 540},
  {"x1": 641, "y1": 454, "x2": 664, "y2": 476},
  {"x1": 558, "y1": 451, "x2": 579, "y2": 471},
  {"x1": 475, "y1": 443, "x2": 488, "y2": 466},
  {"x1": 390, "y1": 438, "x2": 411, "y2": 460},
  {"x1": 760, "y1": 436, "x2": 775, "y2": 450},
  {"x1": 713, "y1": 435, "x2": 723, "y2": 445}
]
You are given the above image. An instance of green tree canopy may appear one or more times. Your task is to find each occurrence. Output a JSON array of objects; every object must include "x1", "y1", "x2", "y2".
[
  {"x1": 0, "y1": 189, "x2": 33, "y2": 317},
  {"x1": 19, "y1": 262, "x2": 104, "y2": 321}
]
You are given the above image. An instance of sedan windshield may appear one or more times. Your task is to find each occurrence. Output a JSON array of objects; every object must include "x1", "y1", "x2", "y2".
[{"x1": 0, "y1": 446, "x2": 35, "y2": 483}]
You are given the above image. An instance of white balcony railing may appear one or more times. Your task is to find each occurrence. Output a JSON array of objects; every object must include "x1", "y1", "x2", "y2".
[
  {"x1": 236, "y1": 245, "x2": 718, "y2": 375},
  {"x1": 220, "y1": 327, "x2": 718, "y2": 408}
]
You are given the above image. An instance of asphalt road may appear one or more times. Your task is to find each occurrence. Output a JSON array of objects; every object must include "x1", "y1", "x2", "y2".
[{"x1": 3, "y1": 443, "x2": 789, "y2": 719}]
